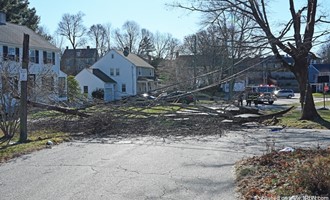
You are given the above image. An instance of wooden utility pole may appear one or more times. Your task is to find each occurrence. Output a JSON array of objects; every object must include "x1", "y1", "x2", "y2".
[{"x1": 19, "y1": 34, "x2": 29, "y2": 143}]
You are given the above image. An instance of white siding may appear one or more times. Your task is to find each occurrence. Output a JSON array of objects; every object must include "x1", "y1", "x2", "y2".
[
  {"x1": 93, "y1": 50, "x2": 136, "y2": 99},
  {"x1": 75, "y1": 69, "x2": 115, "y2": 102},
  {"x1": 0, "y1": 44, "x2": 67, "y2": 102}
]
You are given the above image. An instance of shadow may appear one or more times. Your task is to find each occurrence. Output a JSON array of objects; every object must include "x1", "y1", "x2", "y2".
[
  {"x1": 183, "y1": 162, "x2": 234, "y2": 168},
  {"x1": 313, "y1": 117, "x2": 330, "y2": 129}
]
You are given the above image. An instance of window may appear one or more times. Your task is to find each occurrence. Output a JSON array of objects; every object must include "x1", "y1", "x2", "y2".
[
  {"x1": 28, "y1": 74, "x2": 36, "y2": 87},
  {"x1": 42, "y1": 76, "x2": 54, "y2": 91},
  {"x1": 111, "y1": 54, "x2": 114, "y2": 59},
  {"x1": 83, "y1": 86, "x2": 88, "y2": 94},
  {"x1": 122, "y1": 84, "x2": 126, "y2": 93},
  {"x1": 43, "y1": 51, "x2": 55, "y2": 64},
  {"x1": 2, "y1": 46, "x2": 19, "y2": 62},
  {"x1": 8, "y1": 47, "x2": 16, "y2": 61},
  {"x1": 29, "y1": 50, "x2": 35, "y2": 62},
  {"x1": 29, "y1": 50, "x2": 39, "y2": 63},
  {"x1": 2, "y1": 46, "x2": 8, "y2": 60},
  {"x1": 110, "y1": 68, "x2": 114, "y2": 76},
  {"x1": 116, "y1": 68, "x2": 120, "y2": 76}
]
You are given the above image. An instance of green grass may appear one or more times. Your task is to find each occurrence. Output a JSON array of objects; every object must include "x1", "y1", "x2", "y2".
[
  {"x1": 0, "y1": 130, "x2": 70, "y2": 163},
  {"x1": 277, "y1": 105, "x2": 330, "y2": 129},
  {"x1": 314, "y1": 100, "x2": 330, "y2": 107},
  {"x1": 29, "y1": 110, "x2": 64, "y2": 120},
  {"x1": 313, "y1": 92, "x2": 330, "y2": 98}
]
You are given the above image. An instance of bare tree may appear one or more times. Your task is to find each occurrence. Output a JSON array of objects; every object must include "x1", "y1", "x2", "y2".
[
  {"x1": 175, "y1": 0, "x2": 330, "y2": 120},
  {"x1": 153, "y1": 32, "x2": 173, "y2": 59},
  {"x1": 319, "y1": 39, "x2": 330, "y2": 63},
  {"x1": 57, "y1": 11, "x2": 87, "y2": 50},
  {"x1": 137, "y1": 29, "x2": 154, "y2": 58},
  {"x1": 0, "y1": 61, "x2": 20, "y2": 144},
  {"x1": 88, "y1": 24, "x2": 106, "y2": 58},
  {"x1": 166, "y1": 37, "x2": 181, "y2": 60},
  {"x1": 102, "y1": 23, "x2": 112, "y2": 56},
  {"x1": 113, "y1": 21, "x2": 140, "y2": 53}
]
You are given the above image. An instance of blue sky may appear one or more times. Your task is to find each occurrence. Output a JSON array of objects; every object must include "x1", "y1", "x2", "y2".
[
  {"x1": 28, "y1": 0, "x2": 330, "y2": 52},
  {"x1": 28, "y1": 0, "x2": 201, "y2": 43}
]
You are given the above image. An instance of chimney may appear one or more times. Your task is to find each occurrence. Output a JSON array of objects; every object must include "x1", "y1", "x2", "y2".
[
  {"x1": 0, "y1": 12, "x2": 6, "y2": 25},
  {"x1": 175, "y1": 51, "x2": 179, "y2": 58},
  {"x1": 87, "y1": 46, "x2": 90, "y2": 49},
  {"x1": 123, "y1": 47, "x2": 129, "y2": 57},
  {"x1": 66, "y1": 46, "x2": 68, "y2": 49}
]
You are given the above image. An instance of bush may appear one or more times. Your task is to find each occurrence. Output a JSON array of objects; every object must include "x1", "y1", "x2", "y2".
[
  {"x1": 293, "y1": 156, "x2": 330, "y2": 196},
  {"x1": 92, "y1": 88, "x2": 104, "y2": 100}
]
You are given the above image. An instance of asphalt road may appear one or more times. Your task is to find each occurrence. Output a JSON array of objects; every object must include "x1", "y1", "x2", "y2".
[{"x1": 1, "y1": 128, "x2": 330, "y2": 200}]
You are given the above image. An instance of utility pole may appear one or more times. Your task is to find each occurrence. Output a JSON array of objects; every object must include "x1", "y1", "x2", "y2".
[{"x1": 19, "y1": 34, "x2": 29, "y2": 143}]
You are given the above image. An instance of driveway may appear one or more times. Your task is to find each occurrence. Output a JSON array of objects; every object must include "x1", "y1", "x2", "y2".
[{"x1": 0, "y1": 128, "x2": 329, "y2": 200}]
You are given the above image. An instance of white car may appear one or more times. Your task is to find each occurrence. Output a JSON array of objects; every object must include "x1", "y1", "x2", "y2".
[{"x1": 274, "y1": 89, "x2": 295, "y2": 98}]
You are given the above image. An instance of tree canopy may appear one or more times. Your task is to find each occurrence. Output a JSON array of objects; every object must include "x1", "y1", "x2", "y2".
[{"x1": 0, "y1": 0, "x2": 40, "y2": 31}]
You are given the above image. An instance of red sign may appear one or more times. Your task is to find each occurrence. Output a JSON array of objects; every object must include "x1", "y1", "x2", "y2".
[{"x1": 324, "y1": 85, "x2": 329, "y2": 92}]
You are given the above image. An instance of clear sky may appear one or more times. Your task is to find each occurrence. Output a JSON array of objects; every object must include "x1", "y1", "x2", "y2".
[
  {"x1": 28, "y1": 0, "x2": 201, "y2": 43},
  {"x1": 28, "y1": 0, "x2": 330, "y2": 52}
]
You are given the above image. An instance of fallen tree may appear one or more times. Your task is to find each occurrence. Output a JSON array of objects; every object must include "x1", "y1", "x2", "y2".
[
  {"x1": 28, "y1": 101, "x2": 90, "y2": 118},
  {"x1": 233, "y1": 106, "x2": 295, "y2": 123}
]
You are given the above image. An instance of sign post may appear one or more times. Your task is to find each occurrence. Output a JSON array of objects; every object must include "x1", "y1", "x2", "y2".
[{"x1": 322, "y1": 83, "x2": 329, "y2": 110}]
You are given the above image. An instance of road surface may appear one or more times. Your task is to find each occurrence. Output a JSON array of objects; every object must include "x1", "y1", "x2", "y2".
[{"x1": 1, "y1": 128, "x2": 330, "y2": 200}]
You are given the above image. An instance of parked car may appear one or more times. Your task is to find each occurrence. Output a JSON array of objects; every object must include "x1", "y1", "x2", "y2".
[
  {"x1": 158, "y1": 91, "x2": 196, "y2": 104},
  {"x1": 274, "y1": 89, "x2": 295, "y2": 98}
]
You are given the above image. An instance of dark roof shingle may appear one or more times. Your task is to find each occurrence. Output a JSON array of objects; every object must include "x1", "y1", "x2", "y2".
[{"x1": 92, "y1": 69, "x2": 116, "y2": 83}]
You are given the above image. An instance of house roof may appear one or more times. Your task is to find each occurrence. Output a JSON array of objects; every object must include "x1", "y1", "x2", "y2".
[
  {"x1": 310, "y1": 64, "x2": 330, "y2": 73},
  {"x1": 92, "y1": 68, "x2": 116, "y2": 83},
  {"x1": 115, "y1": 50, "x2": 154, "y2": 69},
  {"x1": 62, "y1": 47, "x2": 98, "y2": 59},
  {"x1": 0, "y1": 22, "x2": 59, "y2": 51}
]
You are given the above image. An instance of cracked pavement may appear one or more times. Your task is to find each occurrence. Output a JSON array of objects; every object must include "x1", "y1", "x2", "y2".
[{"x1": 0, "y1": 128, "x2": 329, "y2": 200}]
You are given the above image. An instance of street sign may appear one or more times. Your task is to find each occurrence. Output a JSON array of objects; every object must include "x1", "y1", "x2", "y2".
[
  {"x1": 20, "y1": 68, "x2": 27, "y2": 81},
  {"x1": 324, "y1": 85, "x2": 329, "y2": 92}
]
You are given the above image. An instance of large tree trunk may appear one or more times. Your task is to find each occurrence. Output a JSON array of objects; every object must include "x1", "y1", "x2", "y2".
[{"x1": 293, "y1": 61, "x2": 320, "y2": 120}]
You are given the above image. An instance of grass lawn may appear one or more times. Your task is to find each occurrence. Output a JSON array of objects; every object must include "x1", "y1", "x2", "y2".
[
  {"x1": 276, "y1": 108, "x2": 330, "y2": 129},
  {"x1": 0, "y1": 130, "x2": 70, "y2": 163}
]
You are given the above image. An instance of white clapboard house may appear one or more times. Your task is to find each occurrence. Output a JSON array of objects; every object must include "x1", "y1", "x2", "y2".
[{"x1": 75, "y1": 49, "x2": 157, "y2": 102}]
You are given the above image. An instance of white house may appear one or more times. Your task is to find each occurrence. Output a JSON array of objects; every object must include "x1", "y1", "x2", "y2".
[
  {"x1": 0, "y1": 12, "x2": 67, "y2": 103},
  {"x1": 75, "y1": 68, "x2": 116, "y2": 102},
  {"x1": 75, "y1": 49, "x2": 157, "y2": 101}
]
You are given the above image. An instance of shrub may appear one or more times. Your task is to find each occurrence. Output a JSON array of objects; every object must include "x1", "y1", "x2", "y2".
[
  {"x1": 293, "y1": 156, "x2": 330, "y2": 196},
  {"x1": 92, "y1": 88, "x2": 104, "y2": 100}
]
